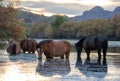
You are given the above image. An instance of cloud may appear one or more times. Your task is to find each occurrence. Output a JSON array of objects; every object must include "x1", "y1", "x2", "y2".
[
  {"x1": 111, "y1": 0, "x2": 120, "y2": 2},
  {"x1": 19, "y1": 0, "x2": 120, "y2": 16},
  {"x1": 20, "y1": 1, "x2": 91, "y2": 16}
]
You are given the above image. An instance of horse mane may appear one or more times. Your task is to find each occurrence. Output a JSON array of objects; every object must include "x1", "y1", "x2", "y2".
[
  {"x1": 37, "y1": 40, "x2": 52, "y2": 48},
  {"x1": 76, "y1": 36, "x2": 87, "y2": 46}
]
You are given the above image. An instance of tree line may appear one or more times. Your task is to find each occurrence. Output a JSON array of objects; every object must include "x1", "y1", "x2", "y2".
[{"x1": 30, "y1": 15, "x2": 120, "y2": 40}]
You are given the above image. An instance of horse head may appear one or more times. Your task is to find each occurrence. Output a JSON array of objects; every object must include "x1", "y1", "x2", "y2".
[
  {"x1": 37, "y1": 40, "x2": 52, "y2": 59},
  {"x1": 75, "y1": 37, "x2": 86, "y2": 55}
]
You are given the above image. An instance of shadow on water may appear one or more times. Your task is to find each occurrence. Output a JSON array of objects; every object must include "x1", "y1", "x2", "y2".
[
  {"x1": 110, "y1": 55, "x2": 120, "y2": 68},
  {"x1": 76, "y1": 57, "x2": 108, "y2": 78},
  {"x1": 36, "y1": 59, "x2": 71, "y2": 77},
  {"x1": 8, "y1": 53, "x2": 37, "y2": 62},
  {"x1": 108, "y1": 47, "x2": 120, "y2": 53}
]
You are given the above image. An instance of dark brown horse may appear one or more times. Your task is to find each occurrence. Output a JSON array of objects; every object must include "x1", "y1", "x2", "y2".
[
  {"x1": 7, "y1": 40, "x2": 21, "y2": 55},
  {"x1": 75, "y1": 35, "x2": 108, "y2": 66},
  {"x1": 21, "y1": 39, "x2": 37, "y2": 54},
  {"x1": 37, "y1": 40, "x2": 71, "y2": 59}
]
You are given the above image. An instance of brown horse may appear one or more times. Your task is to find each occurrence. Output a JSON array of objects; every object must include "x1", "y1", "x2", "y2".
[
  {"x1": 37, "y1": 40, "x2": 71, "y2": 59},
  {"x1": 20, "y1": 39, "x2": 37, "y2": 54},
  {"x1": 75, "y1": 35, "x2": 108, "y2": 66},
  {"x1": 7, "y1": 40, "x2": 21, "y2": 55}
]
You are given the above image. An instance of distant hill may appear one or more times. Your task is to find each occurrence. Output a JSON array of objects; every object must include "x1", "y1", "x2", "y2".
[
  {"x1": 17, "y1": 10, "x2": 69, "y2": 25},
  {"x1": 71, "y1": 6, "x2": 120, "y2": 21},
  {"x1": 17, "y1": 6, "x2": 120, "y2": 24},
  {"x1": 17, "y1": 10, "x2": 54, "y2": 25}
]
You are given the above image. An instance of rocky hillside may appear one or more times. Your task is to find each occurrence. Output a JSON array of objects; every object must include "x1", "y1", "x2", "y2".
[
  {"x1": 17, "y1": 6, "x2": 120, "y2": 24},
  {"x1": 71, "y1": 6, "x2": 120, "y2": 21}
]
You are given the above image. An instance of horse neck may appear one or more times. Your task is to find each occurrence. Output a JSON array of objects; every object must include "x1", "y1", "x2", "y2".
[{"x1": 77, "y1": 36, "x2": 86, "y2": 46}]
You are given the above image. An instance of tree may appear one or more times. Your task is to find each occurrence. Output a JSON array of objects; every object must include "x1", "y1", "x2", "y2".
[
  {"x1": 111, "y1": 14, "x2": 120, "y2": 40},
  {"x1": 51, "y1": 15, "x2": 68, "y2": 38},
  {"x1": 0, "y1": 0, "x2": 26, "y2": 41},
  {"x1": 0, "y1": 0, "x2": 20, "y2": 7},
  {"x1": 30, "y1": 23, "x2": 50, "y2": 38}
]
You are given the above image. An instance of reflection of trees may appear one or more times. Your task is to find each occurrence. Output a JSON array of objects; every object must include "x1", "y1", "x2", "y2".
[
  {"x1": 108, "y1": 47, "x2": 120, "y2": 53},
  {"x1": 36, "y1": 59, "x2": 71, "y2": 77},
  {"x1": 8, "y1": 54, "x2": 37, "y2": 62},
  {"x1": 76, "y1": 57, "x2": 108, "y2": 78},
  {"x1": 112, "y1": 55, "x2": 120, "y2": 68}
]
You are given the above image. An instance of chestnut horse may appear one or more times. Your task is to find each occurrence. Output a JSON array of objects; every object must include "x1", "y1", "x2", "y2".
[
  {"x1": 21, "y1": 39, "x2": 37, "y2": 54},
  {"x1": 75, "y1": 35, "x2": 108, "y2": 66},
  {"x1": 7, "y1": 40, "x2": 21, "y2": 55},
  {"x1": 37, "y1": 40, "x2": 71, "y2": 59}
]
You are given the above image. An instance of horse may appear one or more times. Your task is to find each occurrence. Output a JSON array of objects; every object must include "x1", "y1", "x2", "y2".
[
  {"x1": 20, "y1": 39, "x2": 28, "y2": 53},
  {"x1": 75, "y1": 35, "x2": 108, "y2": 66},
  {"x1": 37, "y1": 40, "x2": 71, "y2": 59},
  {"x1": 20, "y1": 39, "x2": 37, "y2": 54},
  {"x1": 7, "y1": 40, "x2": 21, "y2": 55}
]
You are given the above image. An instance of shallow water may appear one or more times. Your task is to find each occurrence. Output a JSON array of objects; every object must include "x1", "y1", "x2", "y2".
[
  {"x1": 36, "y1": 39, "x2": 120, "y2": 53},
  {"x1": 0, "y1": 51, "x2": 120, "y2": 81}
]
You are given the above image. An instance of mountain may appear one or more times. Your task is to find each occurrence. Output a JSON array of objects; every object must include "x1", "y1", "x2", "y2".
[
  {"x1": 112, "y1": 6, "x2": 120, "y2": 16},
  {"x1": 17, "y1": 10, "x2": 55, "y2": 25},
  {"x1": 17, "y1": 6, "x2": 120, "y2": 24},
  {"x1": 71, "y1": 6, "x2": 120, "y2": 21}
]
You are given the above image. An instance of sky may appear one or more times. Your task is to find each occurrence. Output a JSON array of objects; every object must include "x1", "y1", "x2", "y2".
[{"x1": 19, "y1": 0, "x2": 120, "y2": 17}]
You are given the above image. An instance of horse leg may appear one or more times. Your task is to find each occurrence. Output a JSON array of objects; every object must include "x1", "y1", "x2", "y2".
[
  {"x1": 77, "y1": 53, "x2": 81, "y2": 60},
  {"x1": 23, "y1": 50, "x2": 25, "y2": 53},
  {"x1": 103, "y1": 48, "x2": 107, "y2": 66},
  {"x1": 60, "y1": 55, "x2": 64, "y2": 59},
  {"x1": 85, "y1": 49, "x2": 90, "y2": 61},
  {"x1": 65, "y1": 51, "x2": 70, "y2": 59},
  {"x1": 97, "y1": 49, "x2": 101, "y2": 65},
  {"x1": 28, "y1": 48, "x2": 31, "y2": 54},
  {"x1": 38, "y1": 50, "x2": 43, "y2": 59}
]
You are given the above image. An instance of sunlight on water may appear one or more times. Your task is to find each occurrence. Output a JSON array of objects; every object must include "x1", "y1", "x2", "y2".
[
  {"x1": 1, "y1": 64, "x2": 51, "y2": 81},
  {"x1": 2, "y1": 65, "x2": 25, "y2": 81}
]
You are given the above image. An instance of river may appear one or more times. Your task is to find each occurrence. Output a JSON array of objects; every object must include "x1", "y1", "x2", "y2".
[{"x1": 0, "y1": 39, "x2": 120, "y2": 81}]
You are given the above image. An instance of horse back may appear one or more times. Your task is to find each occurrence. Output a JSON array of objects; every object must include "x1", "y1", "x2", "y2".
[
  {"x1": 53, "y1": 40, "x2": 71, "y2": 56},
  {"x1": 96, "y1": 36, "x2": 108, "y2": 49},
  {"x1": 83, "y1": 36, "x2": 108, "y2": 50}
]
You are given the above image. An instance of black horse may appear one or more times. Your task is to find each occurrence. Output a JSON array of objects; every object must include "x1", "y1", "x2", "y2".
[{"x1": 75, "y1": 35, "x2": 108, "y2": 66}]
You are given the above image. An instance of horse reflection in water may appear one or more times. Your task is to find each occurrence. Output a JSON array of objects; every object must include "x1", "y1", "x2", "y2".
[
  {"x1": 36, "y1": 59, "x2": 71, "y2": 77},
  {"x1": 76, "y1": 57, "x2": 108, "y2": 78}
]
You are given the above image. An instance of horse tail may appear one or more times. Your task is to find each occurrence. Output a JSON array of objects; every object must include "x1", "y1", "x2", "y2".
[{"x1": 12, "y1": 44, "x2": 16, "y2": 54}]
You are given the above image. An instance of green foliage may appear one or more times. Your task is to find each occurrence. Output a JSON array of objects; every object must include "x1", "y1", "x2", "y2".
[
  {"x1": 30, "y1": 23, "x2": 51, "y2": 38},
  {"x1": 0, "y1": 0, "x2": 26, "y2": 41},
  {"x1": 111, "y1": 14, "x2": 120, "y2": 39},
  {"x1": 51, "y1": 15, "x2": 68, "y2": 28},
  {"x1": 29, "y1": 14, "x2": 120, "y2": 40},
  {"x1": 51, "y1": 15, "x2": 68, "y2": 37}
]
